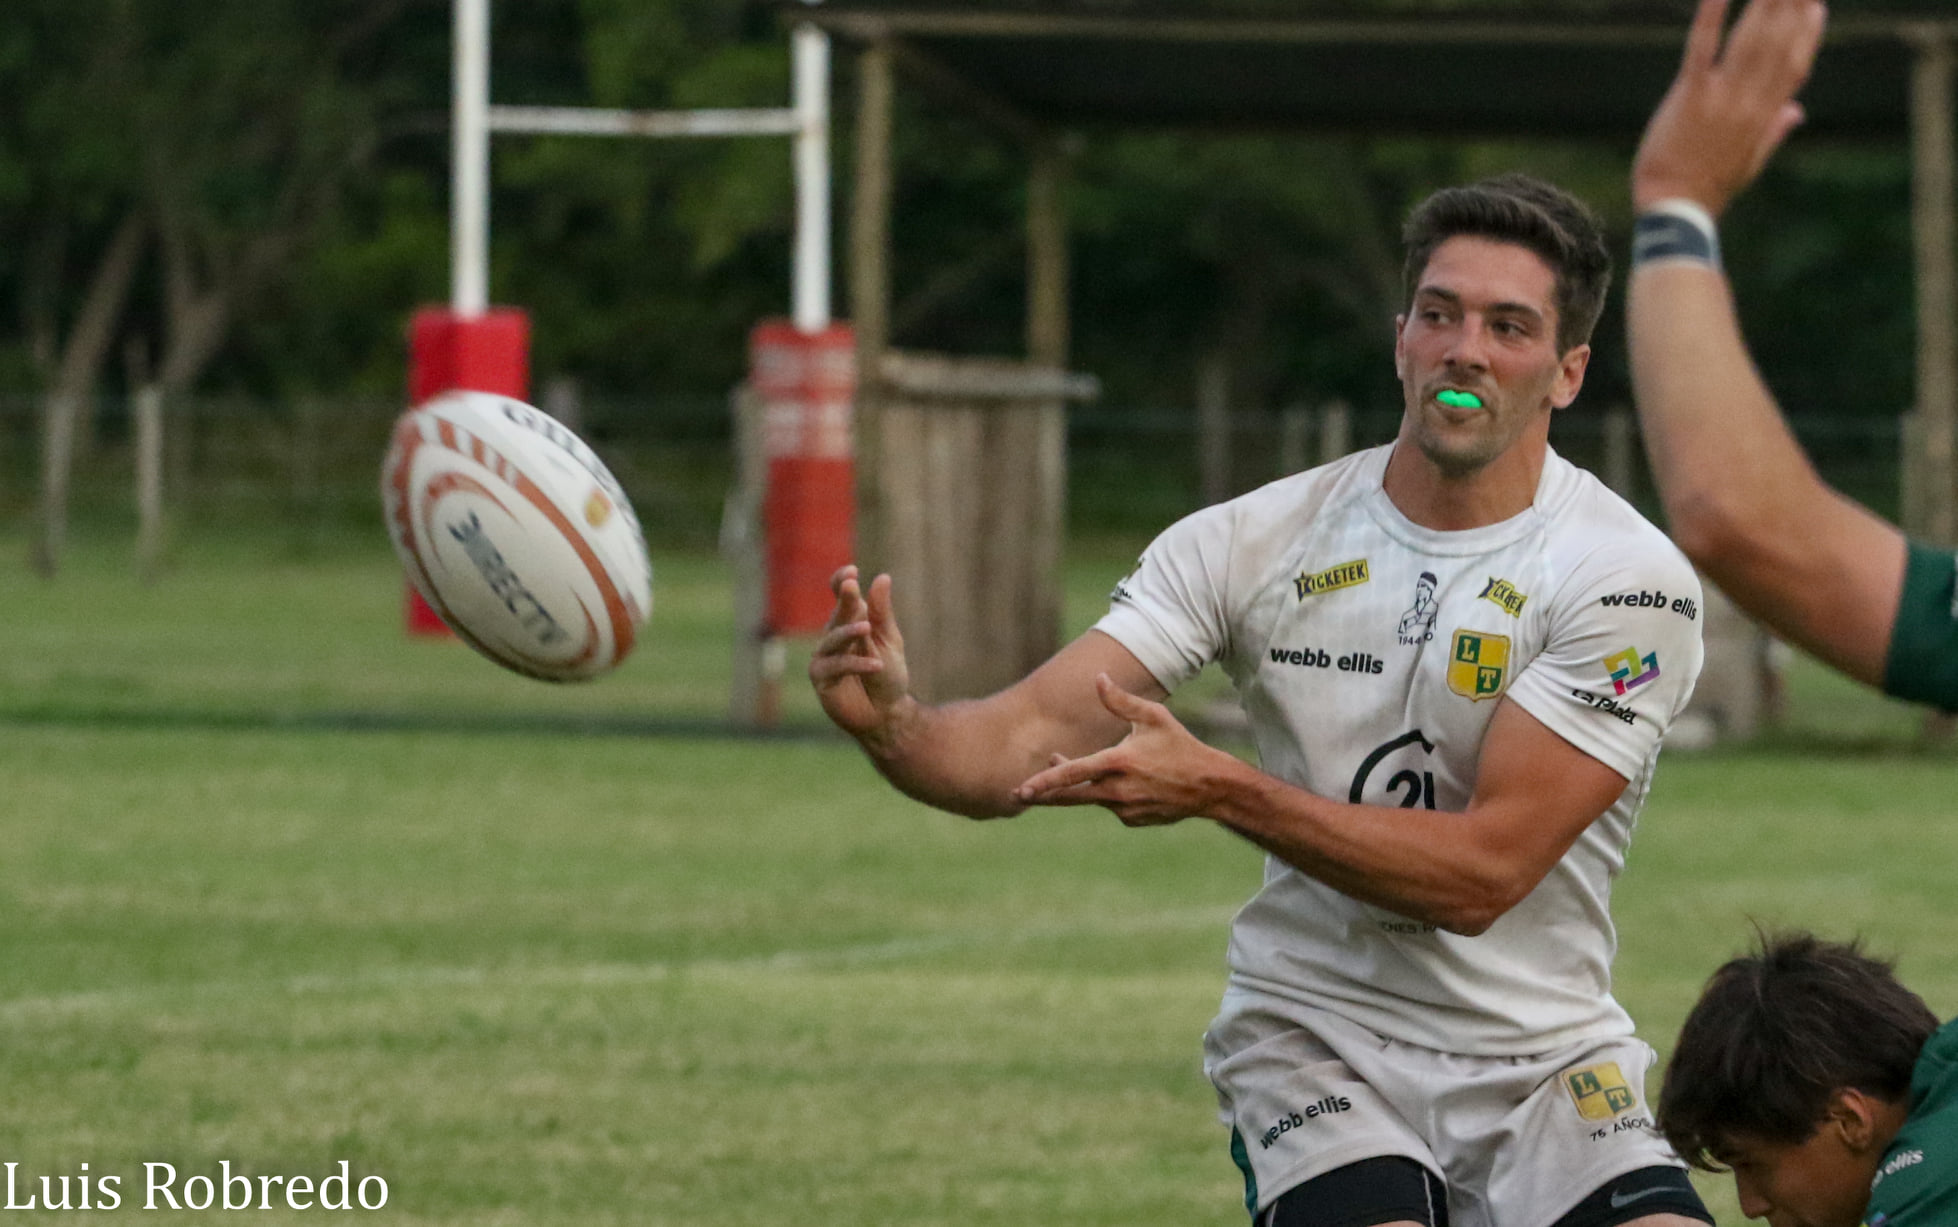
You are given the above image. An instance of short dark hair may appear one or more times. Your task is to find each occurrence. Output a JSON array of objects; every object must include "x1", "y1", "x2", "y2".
[
  {"x1": 1401, "y1": 173, "x2": 1612, "y2": 354},
  {"x1": 1657, "y1": 931, "x2": 1939, "y2": 1171}
]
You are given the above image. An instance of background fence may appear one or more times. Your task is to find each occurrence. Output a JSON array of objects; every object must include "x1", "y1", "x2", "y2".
[{"x1": 0, "y1": 392, "x2": 1909, "y2": 557}]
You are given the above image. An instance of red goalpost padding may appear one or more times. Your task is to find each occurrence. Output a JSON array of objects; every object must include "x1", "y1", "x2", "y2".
[{"x1": 402, "y1": 305, "x2": 532, "y2": 635}]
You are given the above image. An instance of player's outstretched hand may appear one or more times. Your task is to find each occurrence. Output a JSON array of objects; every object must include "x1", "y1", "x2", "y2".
[
  {"x1": 1632, "y1": 0, "x2": 1827, "y2": 215},
  {"x1": 809, "y1": 565, "x2": 914, "y2": 746},
  {"x1": 1010, "y1": 673, "x2": 1237, "y2": 827}
]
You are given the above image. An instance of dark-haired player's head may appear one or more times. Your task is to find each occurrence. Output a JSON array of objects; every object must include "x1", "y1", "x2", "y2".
[
  {"x1": 1658, "y1": 931, "x2": 1938, "y2": 1227},
  {"x1": 1394, "y1": 174, "x2": 1610, "y2": 479},
  {"x1": 1402, "y1": 173, "x2": 1612, "y2": 356}
]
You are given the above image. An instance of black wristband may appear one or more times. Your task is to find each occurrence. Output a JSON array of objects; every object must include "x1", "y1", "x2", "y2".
[{"x1": 1633, "y1": 204, "x2": 1722, "y2": 271}]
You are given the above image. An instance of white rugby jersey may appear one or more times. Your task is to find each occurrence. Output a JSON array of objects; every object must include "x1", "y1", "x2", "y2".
[{"x1": 1095, "y1": 443, "x2": 1704, "y2": 1056}]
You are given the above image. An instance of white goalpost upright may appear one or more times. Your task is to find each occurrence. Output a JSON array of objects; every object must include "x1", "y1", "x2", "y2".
[
  {"x1": 440, "y1": 0, "x2": 837, "y2": 719},
  {"x1": 448, "y1": 0, "x2": 832, "y2": 329}
]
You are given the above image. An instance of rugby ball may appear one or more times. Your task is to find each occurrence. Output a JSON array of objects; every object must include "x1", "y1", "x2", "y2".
[{"x1": 382, "y1": 391, "x2": 652, "y2": 682}]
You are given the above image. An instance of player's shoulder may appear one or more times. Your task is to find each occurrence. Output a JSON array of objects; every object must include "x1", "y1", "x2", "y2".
[
  {"x1": 1536, "y1": 453, "x2": 1700, "y2": 597},
  {"x1": 1172, "y1": 443, "x2": 1389, "y2": 550},
  {"x1": 1231, "y1": 443, "x2": 1388, "y2": 520}
]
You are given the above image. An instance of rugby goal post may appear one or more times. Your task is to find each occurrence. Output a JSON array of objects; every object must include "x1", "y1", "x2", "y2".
[{"x1": 412, "y1": 0, "x2": 836, "y2": 698}]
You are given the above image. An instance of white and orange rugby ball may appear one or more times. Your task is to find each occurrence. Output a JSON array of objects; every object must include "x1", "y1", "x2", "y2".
[{"x1": 382, "y1": 391, "x2": 652, "y2": 682}]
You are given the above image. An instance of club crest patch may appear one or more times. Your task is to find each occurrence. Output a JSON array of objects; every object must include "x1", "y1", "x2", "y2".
[
  {"x1": 1447, "y1": 630, "x2": 1510, "y2": 700},
  {"x1": 1564, "y1": 1062, "x2": 1640, "y2": 1121}
]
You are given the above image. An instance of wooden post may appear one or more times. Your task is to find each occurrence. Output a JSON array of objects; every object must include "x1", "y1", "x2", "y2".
[
  {"x1": 1911, "y1": 28, "x2": 1957, "y2": 547},
  {"x1": 291, "y1": 395, "x2": 323, "y2": 555},
  {"x1": 543, "y1": 374, "x2": 582, "y2": 432},
  {"x1": 1027, "y1": 140, "x2": 1069, "y2": 369},
  {"x1": 1911, "y1": 29, "x2": 1957, "y2": 742},
  {"x1": 1279, "y1": 405, "x2": 1312, "y2": 475},
  {"x1": 874, "y1": 353, "x2": 1095, "y2": 702},
  {"x1": 726, "y1": 383, "x2": 779, "y2": 726},
  {"x1": 1197, "y1": 352, "x2": 1230, "y2": 506},
  {"x1": 851, "y1": 37, "x2": 895, "y2": 573},
  {"x1": 134, "y1": 385, "x2": 165, "y2": 583},
  {"x1": 1603, "y1": 406, "x2": 1637, "y2": 500},
  {"x1": 1318, "y1": 399, "x2": 1352, "y2": 466},
  {"x1": 33, "y1": 393, "x2": 78, "y2": 577}
]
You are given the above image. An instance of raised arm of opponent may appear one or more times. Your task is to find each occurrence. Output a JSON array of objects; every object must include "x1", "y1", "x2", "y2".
[{"x1": 1628, "y1": 0, "x2": 1908, "y2": 686}]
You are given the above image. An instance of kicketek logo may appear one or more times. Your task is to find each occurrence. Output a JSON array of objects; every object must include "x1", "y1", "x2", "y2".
[
  {"x1": 1478, "y1": 576, "x2": 1529, "y2": 617},
  {"x1": 1599, "y1": 589, "x2": 1697, "y2": 620},
  {"x1": 1293, "y1": 559, "x2": 1369, "y2": 601},
  {"x1": 1258, "y1": 1096, "x2": 1352, "y2": 1149},
  {"x1": 1267, "y1": 646, "x2": 1384, "y2": 674}
]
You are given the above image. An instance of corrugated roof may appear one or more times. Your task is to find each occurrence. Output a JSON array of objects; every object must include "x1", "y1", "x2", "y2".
[{"x1": 788, "y1": 0, "x2": 1956, "y2": 138}]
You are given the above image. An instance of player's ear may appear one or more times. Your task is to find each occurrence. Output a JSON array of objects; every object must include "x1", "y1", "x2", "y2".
[
  {"x1": 1550, "y1": 343, "x2": 1591, "y2": 410},
  {"x1": 1824, "y1": 1088, "x2": 1886, "y2": 1154},
  {"x1": 1393, "y1": 314, "x2": 1409, "y2": 379}
]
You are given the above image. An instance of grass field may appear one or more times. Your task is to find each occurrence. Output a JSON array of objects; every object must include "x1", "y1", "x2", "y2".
[{"x1": 1, "y1": 527, "x2": 1954, "y2": 1225}]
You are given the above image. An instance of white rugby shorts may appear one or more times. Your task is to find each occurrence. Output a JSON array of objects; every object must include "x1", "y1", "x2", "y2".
[{"x1": 1205, "y1": 1002, "x2": 1688, "y2": 1227}]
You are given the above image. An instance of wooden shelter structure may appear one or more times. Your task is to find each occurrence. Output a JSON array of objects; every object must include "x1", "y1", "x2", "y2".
[{"x1": 790, "y1": 0, "x2": 1958, "y2": 702}]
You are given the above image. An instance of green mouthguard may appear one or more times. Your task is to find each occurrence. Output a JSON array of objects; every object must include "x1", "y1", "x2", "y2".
[{"x1": 1436, "y1": 390, "x2": 1483, "y2": 409}]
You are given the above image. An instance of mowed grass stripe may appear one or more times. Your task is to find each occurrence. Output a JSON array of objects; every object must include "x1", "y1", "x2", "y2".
[{"x1": 0, "y1": 902, "x2": 1240, "y2": 1023}]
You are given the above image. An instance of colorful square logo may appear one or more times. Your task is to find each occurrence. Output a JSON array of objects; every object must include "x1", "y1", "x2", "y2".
[{"x1": 1605, "y1": 646, "x2": 1661, "y2": 696}]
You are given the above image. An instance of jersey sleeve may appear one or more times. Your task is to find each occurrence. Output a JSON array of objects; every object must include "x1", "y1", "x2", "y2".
[
  {"x1": 1882, "y1": 541, "x2": 1958, "y2": 712},
  {"x1": 1091, "y1": 504, "x2": 1235, "y2": 692},
  {"x1": 1864, "y1": 1134, "x2": 1958, "y2": 1227},
  {"x1": 1503, "y1": 546, "x2": 1707, "y2": 782}
]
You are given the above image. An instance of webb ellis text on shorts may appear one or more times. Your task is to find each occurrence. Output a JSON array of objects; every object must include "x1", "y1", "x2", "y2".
[{"x1": 3, "y1": 1161, "x2": 389, "y2": 1211}]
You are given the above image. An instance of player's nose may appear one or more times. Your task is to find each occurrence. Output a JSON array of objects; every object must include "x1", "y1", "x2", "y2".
[
  {"x1": 1441, "y1": 324, "x2": 1491, "y2": 371},
  {"x1": 1732, "y1": 1178, "x2": 1770, "y2": 1220}
]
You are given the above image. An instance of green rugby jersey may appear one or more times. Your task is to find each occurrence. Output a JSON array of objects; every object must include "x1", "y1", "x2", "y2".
[
  {"x1": 1883, "y1": 543, "x2": 1958, "y2": 710},
  {"x1": 1865, "y1": 1019, "x2": 1958, "y2": 1227}
]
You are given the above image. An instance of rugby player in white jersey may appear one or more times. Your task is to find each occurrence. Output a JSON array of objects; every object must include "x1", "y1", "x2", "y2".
[{"x1": 811, "y1": 174, "x2": 1709, "y2": 1227}]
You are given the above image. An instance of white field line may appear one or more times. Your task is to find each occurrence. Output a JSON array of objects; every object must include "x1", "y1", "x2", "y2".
[{"x1": 0, "y1": 904, "x2": 1237, "y2": 1024}]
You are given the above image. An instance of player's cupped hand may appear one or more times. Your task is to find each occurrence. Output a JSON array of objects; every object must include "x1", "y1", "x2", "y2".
[
  {"x1": 1011, "y1": 673, "x2": 1232, "y2": 827},
  {"x1": 809, "y1": 566, "x2": 914, "y2": 742}
]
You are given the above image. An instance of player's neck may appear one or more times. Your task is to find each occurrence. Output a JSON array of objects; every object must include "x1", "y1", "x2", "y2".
[{"x1": 1381, "y1": 434, "x2": 1548, "y2": 531}]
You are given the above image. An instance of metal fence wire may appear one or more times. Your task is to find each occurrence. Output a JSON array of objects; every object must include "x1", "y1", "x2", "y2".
[{"x1": 0, "y1": 392, "x2": 1908, "y2": 550}]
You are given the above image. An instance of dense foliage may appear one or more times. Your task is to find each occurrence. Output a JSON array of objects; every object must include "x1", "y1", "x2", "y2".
[{"x1": 0, "y1": 0, "x2": 1918, "y2": 425}]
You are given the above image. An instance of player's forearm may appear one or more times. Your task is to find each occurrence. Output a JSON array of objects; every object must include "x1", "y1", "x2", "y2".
[
  {"x1": 1628, "y1": 263, "x2": 1825, "y2": 571},
  {"x1": 1202, "y1": 770, "x2": 1535, "y2": 936},
  {"x1": 855, "y1": 695, "x2": 1046, "y2": 819},
  {"x1": 1629, "y1": 262, "x2": 1903, "y2": 683}
]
